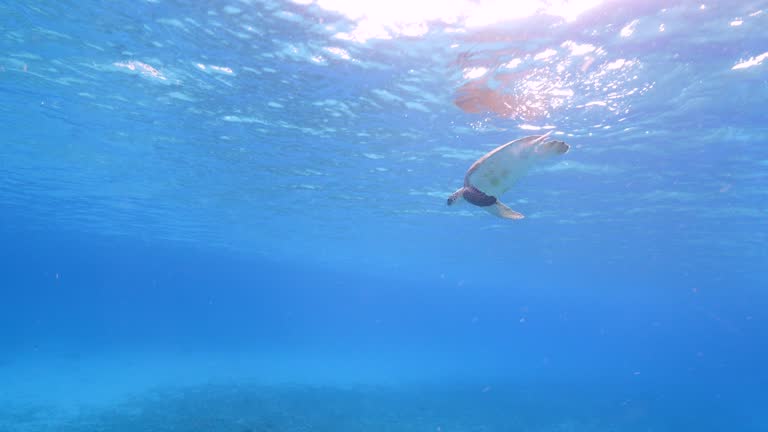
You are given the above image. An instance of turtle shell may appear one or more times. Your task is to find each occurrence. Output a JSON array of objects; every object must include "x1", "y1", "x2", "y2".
[{"x1": 463, "y1": 186, "x2": 497, "y2": 207}]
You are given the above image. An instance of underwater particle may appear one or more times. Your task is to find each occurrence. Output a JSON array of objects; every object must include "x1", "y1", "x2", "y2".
[{"x1": 447, "y1": 133, "x2": 569, "y2": 219}]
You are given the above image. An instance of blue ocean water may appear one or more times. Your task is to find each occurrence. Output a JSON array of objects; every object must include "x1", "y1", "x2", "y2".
[{"x1": 1, "y1": 0, "x2": 767, "y2": 430}]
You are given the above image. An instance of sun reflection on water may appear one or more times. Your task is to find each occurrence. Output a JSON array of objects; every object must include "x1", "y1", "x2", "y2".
[{"x1": 306, "y1": 0, "x2": 605, "y2": 42}]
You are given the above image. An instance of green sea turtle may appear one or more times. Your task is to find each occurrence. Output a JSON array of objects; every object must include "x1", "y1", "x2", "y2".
[{"x1": 447, "y1": 133, "x2": 569, "y2": 219}]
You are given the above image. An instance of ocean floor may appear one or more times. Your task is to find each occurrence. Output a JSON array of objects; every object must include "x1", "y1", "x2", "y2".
[
  {"x1": 0, "y1": 351, "x2": 756, "y2": 432},
  {"x1": 3, "y1": 381, "x2": 648, "y2": 432}
]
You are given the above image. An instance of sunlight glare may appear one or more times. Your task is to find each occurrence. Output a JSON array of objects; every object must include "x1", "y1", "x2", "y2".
[{"x1": 312, "y1": 0, "x2": 605, "y2": 42}]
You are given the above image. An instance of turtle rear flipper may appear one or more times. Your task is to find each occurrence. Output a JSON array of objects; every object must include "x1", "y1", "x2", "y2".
[{"x1": 485, "y1": 202, "x2": 524, "y2": 220}]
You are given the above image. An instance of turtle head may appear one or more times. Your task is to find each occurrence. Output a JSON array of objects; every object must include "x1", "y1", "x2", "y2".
[
  {"x1": 538, "y1": 139, "x2": 569, "y2": 156},
  {"x1": 447, "y1": 188, "x2": 465, "y2": 206}
]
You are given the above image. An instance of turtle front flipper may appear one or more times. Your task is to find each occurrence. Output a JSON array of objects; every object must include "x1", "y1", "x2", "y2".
[{"x1": 485, "y1": 201, "x2": 524, "y2": 220}]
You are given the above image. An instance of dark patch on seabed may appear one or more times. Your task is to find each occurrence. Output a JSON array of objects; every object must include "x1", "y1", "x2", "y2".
[{"x1": 1, "y1": 382, "x2": 760, "y2": 432}]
